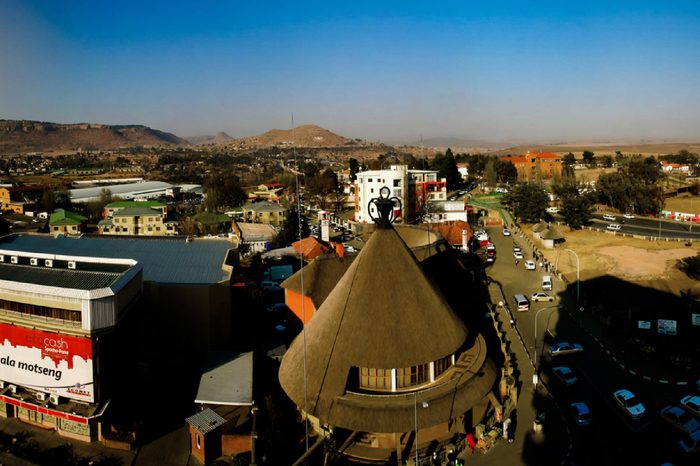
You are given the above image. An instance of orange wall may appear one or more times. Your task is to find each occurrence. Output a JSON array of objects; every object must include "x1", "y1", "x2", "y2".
[
  {"x1": 222, "y1": 434, "x2": 252, "y2": 456},
  {"x1": 285, "y1": 289, "x2": 317, "y2": 324}
]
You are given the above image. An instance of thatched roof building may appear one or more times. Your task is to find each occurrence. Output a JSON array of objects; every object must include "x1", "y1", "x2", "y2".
[{"x1": 279, "y1": 208, "x2": 501, "y2": 462}]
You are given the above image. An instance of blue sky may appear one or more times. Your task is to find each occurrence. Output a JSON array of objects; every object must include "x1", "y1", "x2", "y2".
[{"x1": 1, "y1": 1, "x2": 699, "y2": 142}]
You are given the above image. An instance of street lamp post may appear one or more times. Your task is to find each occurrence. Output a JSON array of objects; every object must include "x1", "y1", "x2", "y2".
[
  {"x1": 561, "y1": 248, "x2": 580, "y2": 303},
  {"x1": 533, "y1": 304, "x2": 559, "y2": 385}
]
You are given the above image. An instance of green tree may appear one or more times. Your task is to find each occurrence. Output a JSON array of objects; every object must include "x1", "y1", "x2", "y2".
[
  {"x1": 582, "y1": 150, "x2": 595, "y2": 167},
  {"x1": 430, "y1": 148, "x2": 461, "y2": 190},
  {"x1": 553, "y1": 182, "x2": 595, "y2": 229},
  {"x1": 305, "y1": 169, "x2": 338, "y2": 209},
  {"x1": 271, "y1": 206, "x2": 309, "y2": 248},
  {"x1": 507, "y1": 182, "x2": 548, "y2": 223},
  {"x1": 562, "y1": 152, "x2": 576, "y2": 179},
  {"x1": 484, "y1": 158, "x2": 497, "y2": 188},
  {"x1": 348, "y1": 158, "x2": 360, "y2": 182},
  {"x1": 494, "y1": 158, "x2": 518, "y2": 184},
  {"x1": 204, "y1": 173, "x2": 246, "y2": 212}
]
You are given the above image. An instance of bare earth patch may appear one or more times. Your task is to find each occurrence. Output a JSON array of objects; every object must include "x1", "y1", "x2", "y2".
[
  {"x1": 597, "y1": 245, "x2": 695, "y2": 278},
  {"x1": 523, "y1": 225, "x2": 700, "y2": 296}
]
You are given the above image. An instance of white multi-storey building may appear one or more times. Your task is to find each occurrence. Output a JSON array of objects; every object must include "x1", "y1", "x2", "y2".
[{"x1": 354, "y1": 165, "x2": 448, "y2": 224}]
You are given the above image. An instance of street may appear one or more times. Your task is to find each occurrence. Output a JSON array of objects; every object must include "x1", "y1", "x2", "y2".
[{"x1": 483, "y1": 225, "x2": 698, "y2": 466}]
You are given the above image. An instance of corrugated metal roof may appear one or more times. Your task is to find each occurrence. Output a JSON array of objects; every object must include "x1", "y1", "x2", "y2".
[
  {"x1": 0, "y1": 263, "x2": 122, "y2": 290},
  {"x1": 69, "y1": 181, "x2": 172, "y2": 202},
  {"x1": 185, "y1": 408, "x2": 226, "y2": 434},
  {"x1": 113, "y1": 206, "x2": 163, "y2": 217},
  {"x1": 194, "y1": 352, "x2": 253, "y2": 406},
  {"x1": 0, "y1": 235, "x2": 232, "y2": 284}
]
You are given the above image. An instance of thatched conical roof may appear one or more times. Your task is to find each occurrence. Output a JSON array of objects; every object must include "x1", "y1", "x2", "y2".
[
  {"x1": 279, "y1": 226, "x2": 468, "y2": 424},
  {"x1": 532, "y1": 220, "x2": 549, "y2": 233},
  {"x1": 281, "y1": 253, "x2": 357, "y2": 309},
  {"x1": 541, "y1": 225, "x2": 565, "y2": 240}
]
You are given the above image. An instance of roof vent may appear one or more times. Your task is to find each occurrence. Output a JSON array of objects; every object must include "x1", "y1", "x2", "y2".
[
  {"x1": 0, "y1": 255, "x2": 4, "y2": 262},
  {"x1": 10, "y1": 256, "x2": 18, "y2": 264},
  {"x1": 30, "y1": 258, "x2": 38, "y2": 266},
  {"x1": 45, "y1": 259, "x2": 53, "y2": 268},
  {"x1": 68, "y1": 261, "x2": 76, "y2": 270}
]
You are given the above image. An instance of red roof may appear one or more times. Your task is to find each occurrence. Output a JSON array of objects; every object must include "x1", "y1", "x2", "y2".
[{"x1": 292, "y1": 236, "x2": 342, "y2": 261}]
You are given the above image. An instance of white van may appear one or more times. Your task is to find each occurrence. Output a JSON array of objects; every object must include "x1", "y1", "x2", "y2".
[
  {"x1": 514, "y1": 294, "x2": 530, "y2": 311},
  {"x1": 542, "y1": 275, "x2": 552, "y2": 291}
]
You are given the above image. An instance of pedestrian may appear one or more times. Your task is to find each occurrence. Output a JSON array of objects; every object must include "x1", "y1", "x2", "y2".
[
  {"x1": 515, "y1": 259, "x2": 519, "y2": 266},
  {"x1": 503, "y1": 417, "x2": 512, "y2": 443}
]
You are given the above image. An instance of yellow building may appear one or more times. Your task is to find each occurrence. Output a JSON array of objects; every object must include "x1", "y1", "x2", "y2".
[
  {"x1": 0, "y1": 185, "x2": 43, "y2": 214},
  {"x1": 98, "y1": 206, "x2": 177, "y2": 236},
  {"x1": 48, "y1": 209, "x2": 87, "y2": 235},
  {"x1": 241, "y1": 202, "x2": 288, "y2": 226}
]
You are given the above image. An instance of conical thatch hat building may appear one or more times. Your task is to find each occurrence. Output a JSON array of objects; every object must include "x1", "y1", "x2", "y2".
[{"x1": 279, "y1": 190, "x2": 500, "y2": 462}]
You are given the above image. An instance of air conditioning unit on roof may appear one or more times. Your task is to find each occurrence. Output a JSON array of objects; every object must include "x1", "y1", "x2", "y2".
[
  {"x1": 45, "y1": 259, "x2": 53, "y2": 267},
  {"x1": 0, "y1": 254, "x2": 4, "y2": 262},
  {"x1": 68, "y1": 261, "x2": 76, "y2": 270},
  {"x1": 35, "y1": 392, "x2": 47, "y2": 402},
  {"x1": 8, "y1": 384, "x2": 18, "y2": 394},
  {"x1": 30, "y1": 258, "x2": 38, "y2": 266},
  {"x1": 49, "y1": 394, "x2": 60, "y2": 405},
  {"x1": 10, "y1": 256, "x2": 18, "y2": 264}
]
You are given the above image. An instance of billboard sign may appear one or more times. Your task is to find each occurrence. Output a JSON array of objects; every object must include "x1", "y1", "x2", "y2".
[
  {"x1": 0, "y1": 323, "x2": 94, "y2": 402},
  {"x1": 657, "y1": 319, "x2": 677, "y2": 336},
  {"x1": 692, "y1": 313, "x2": 700, "y2": 326},
  {"x1": 637, "y1": 320, "x2": 651, "y2": 330}
]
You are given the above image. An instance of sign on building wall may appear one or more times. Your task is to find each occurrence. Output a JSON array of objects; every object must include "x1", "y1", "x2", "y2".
[
  {"x1": 657, "y1": 319, "x2": 677, "y2": 335},
  {"x1": 0, "y1": 324, "x2": 94, "y2": 402}
]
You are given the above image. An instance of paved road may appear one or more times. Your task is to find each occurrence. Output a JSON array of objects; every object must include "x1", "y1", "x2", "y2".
[
  {"x1": 482, "y1": 226, "x2": 699, "y2": 466},
  {"x1": 570, "y1": 213, "x2": 700, "y2": 240}
]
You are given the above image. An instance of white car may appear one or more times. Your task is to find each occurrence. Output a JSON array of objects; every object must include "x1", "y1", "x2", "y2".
[
  {"x1": 531, "y1": 292, "x2": 555, "y2": 302},
  {"x1": 606, "y1": 223, "x2": 621, "y2": 231},
  {"x1": 613, "y1": 389, "x2": 646, "y2": 419},
  {"x1": 548, "y1": 342, "x2": 583, "y2": 356},
  {"x1": 514, "y1": 251, "x2": 524, "y2": 260},
  {"x1": 602, "y1": 214, "x2": 617, "y2": 221},
  {"x1": 513, "y1": 245, "x2": 522, "y2": 253},
  {"x1": 524, "y1": 260, "x2": 536, "y2": 270},
  {"x1": 502, "y1": 228, "x2": 511, "y2": 236},
  {"x1": 623, "y1": 213, "x2": 634, "y2": 219},
  {"x1": 486, "y1": 242, "x2": 496, "y2": 251}
]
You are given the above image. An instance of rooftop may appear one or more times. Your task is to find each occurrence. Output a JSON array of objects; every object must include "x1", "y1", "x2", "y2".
[
  {"x1": 0, "y1": 234, "x2": 232, "y2": 284},
  {"x1": 49, "y1": 209, "x2": 87, "y2": 226},
  {"x1": 106, "y1": 200, "x2": 166, "y2": 208},
  {"x1": 194, "y1": 352, "x2": 254, "y2": 406}
]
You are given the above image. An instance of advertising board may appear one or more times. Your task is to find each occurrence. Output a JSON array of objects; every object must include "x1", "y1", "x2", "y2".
[
  {"x1": 0, "y1": 323, "x2": 94, "y2": 402},
  {"x1": 657, "y1": 319, "x2": 677, "y2": 336}
]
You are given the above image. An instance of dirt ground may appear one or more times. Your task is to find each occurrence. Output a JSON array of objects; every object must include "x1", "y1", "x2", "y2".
[
  {"x1": 525, "y1": 225, "x2": 700, "y2": 297},
  {"x1": 664, "y1": 194, "x2": 700, "y2": 215}
]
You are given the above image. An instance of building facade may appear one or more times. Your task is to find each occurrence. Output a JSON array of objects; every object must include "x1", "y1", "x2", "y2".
[
  {"x1": 0, "y1": 250, "x2": 142, "y2": 442},
  {"x1": 241, "y1": 202, "x2": 289, "y2": 226},
  {"x1": 98, "y1": 206, "x2": 177, "y2": 236},
  {"x1": 0, "y1": 185, "x2": 43, "y2": 214},
  {"x1": 354, "y1": 165, "x2": 447, "y2": 224},
  {"x1": 48, "y1": 209, "x2": 87, "y2": 235},
  {"x1": 502, "y1": 151, "x2": 563, "y2": 181}
]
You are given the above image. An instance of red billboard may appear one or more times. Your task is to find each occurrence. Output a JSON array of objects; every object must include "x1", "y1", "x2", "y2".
[{"x1": 0, "y1": 323, "x2": 94, "y2": 402}]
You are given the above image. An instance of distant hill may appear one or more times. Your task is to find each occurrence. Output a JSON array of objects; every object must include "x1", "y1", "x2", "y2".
[
  {"x1": 0, "y1": 119, "x2": 188, "y2": 152},
  {"x1": 233, "y1": 124, "x2": 350, "y2": 148},
  {"x1": 412, "y1": 137, "x2": 514, "y2": 152},
  {"x1": 490, "y1": 140, "x2": 700, "y2": 156},
  {"x1": 186, "y1": 131, "x2": 234, "y2": 145}
]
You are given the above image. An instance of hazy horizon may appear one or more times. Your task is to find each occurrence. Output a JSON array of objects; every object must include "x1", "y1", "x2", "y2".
[{"x1": 2, "y1": 1, "x2": 699, "y2": 144}]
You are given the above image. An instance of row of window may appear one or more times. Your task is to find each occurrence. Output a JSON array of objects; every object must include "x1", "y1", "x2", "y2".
[
  {"x1": 113, "y1": 217, "x2": 161, "y2": 223},
  {"x1": 0, "y1": 298, "x2": 81, "y2": 322},
  {"x1": 358, "y1": 355, "x2": 455, "y2": 391}
]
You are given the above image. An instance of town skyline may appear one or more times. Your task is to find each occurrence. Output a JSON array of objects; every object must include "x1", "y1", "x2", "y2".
[{"x1": 2, "y1": 1, "x2": 700, "y2": 143}]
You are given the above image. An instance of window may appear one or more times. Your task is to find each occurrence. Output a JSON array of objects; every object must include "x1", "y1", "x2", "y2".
[
  {"x1": 359, "y1": 367, "x2": 393, "y2": 391},
  {"x1": 195, "y1": 434, "x2": 201, "y2": 449},
  {"x1": 396, "y1": 363, "x2": 430, "y2": 389},
  {"x1": 434, "y1": 355, "x2": 453, "y2": 378},
  {"x1": 393, "y1": 179, "x2": 400, "y2": 187}
]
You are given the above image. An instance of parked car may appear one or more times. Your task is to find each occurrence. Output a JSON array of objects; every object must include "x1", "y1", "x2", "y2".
[
  {"x1": 548, "y1": 342, "x2": 583, "y2": 357},
  {"x1": 514, "y1": 251, "x2": 524, "y2": 260},
  {"x1": 503, "y1": 228, "x2": 511, "y2": 236},
  {"x1": 613, "y1": 389, "x2": 646, "y2": 419},
  {"x1": 661, "y1": 405, "x2": 700, "y2": 433},
  {"x1": 603, "y1": 214, "x2": 617, "y2": 221},
  {"x1": 261, "y1": 280, "x2": 283, "y2": 292},
  {"x1": 570, "y1": 402, "x2": 592, "y2": 427},
  {"x1": 623, "y1": 213, "x2": 634, "y2": 219},
  {"x1": 513, "y1": 245, "x2": 522, "y2": 253},
  {"x1": 679, "y1": 429, "x2": 700, "y2": 454},
  {"x1": 607, "y1": 223, "x2": 621, "y2": 231},
  {"x1": 680, "y1": 395, "x2": 700, "y2": 417},
  {"x1": 531, "y1": 292, "x2": 555, "y2": 302},
  {"x1": 524, "y1": 260, "x2": 536, "y2": 270},
  {"x1": 486, "y1": 242, "x2": 496, "y2": 251},
  {"x1": 552, "y1": 366, "x2": 577, "y2": 386}
]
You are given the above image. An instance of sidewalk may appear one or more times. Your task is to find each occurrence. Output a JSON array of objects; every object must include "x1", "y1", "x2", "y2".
[{"x1": 455, "y1": 283, "x2": 570, "y2": 466}]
